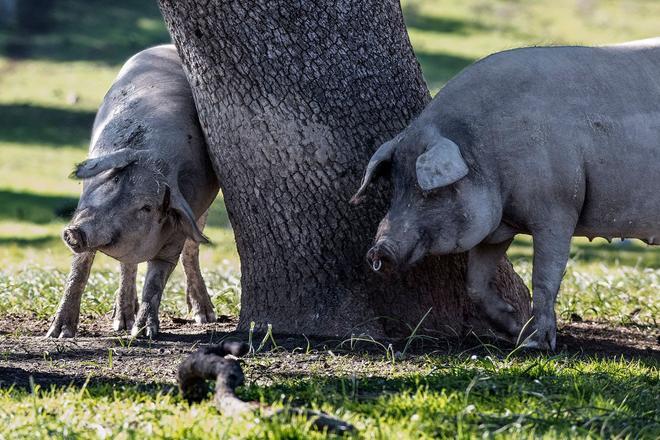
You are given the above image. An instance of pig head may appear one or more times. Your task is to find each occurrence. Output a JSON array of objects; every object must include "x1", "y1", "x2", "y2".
[
  {"x1": 352, "y1": 125, "x2": 501, "y2": 273},
  {"x1": 63, "y1": 147, "x2": 208, "y2": 265}
]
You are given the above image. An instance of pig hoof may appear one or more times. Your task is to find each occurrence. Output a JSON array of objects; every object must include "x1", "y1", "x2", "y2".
[
  {"x1": 520, "y1": 332, "x2": 556, "y2": 351},
  {"x1": 520, "y1": 339, "x2": 539, "y2": 350},
  {"x1": 131, "y1": 322, "x2": 159, "y2": 338},
  {"x1": 144, "y1": 324, "x2": 159, "y2": 338},
  {"x1": 111, "y1": 291, "x2": 138, "y2": 332},
  {"x1": 112, "y1": 313, "x2": 135, "y2": 332},
  {"x1": 520, "y1": 339, "x2": 549, "y2": 351},
  {"x1": 523, "y1": 321, "x2": 557, "y2": 351},
  {"x1": 45, "y1": 326, "x2": 75, "y2": 339},
  {"x1": 193, "y1": 309, "x2": 216, "y2": 324},
  {"x1": 45, "y1": 319, "x2": 76, "y2": 338}
]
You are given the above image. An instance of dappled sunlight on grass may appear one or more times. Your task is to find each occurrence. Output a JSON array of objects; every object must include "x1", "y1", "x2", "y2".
[
  {"x1": 510, "y1": 236, "x2": 660, "y2": 268},
  {"x1": 0, "y1": 262, "x2": 240, "y2": 320},
  {"x1": 0, "y1": 144, "x2": 85, "y2": 196},
  {"x1": 0, "y1": 190, "x2": 77, "y2": 224},
  {"x1": 0, "y1": 104, "x2": 95, "y2": 148},
  {"x1": 402, "y1": 0, "x2": 660, "y2": 92},
  {"x1": 0, "y1": 0, "x2": 170, "y2": 65},
  {"x1": 515, "y1": 259, "x2": 660, "y2": 328},
  {"x1": 1, "y1": 1, "x2": 659, "y2": 438},
  {"x1": 1, "y1": 354, "x2": 657, "y2": 438}
]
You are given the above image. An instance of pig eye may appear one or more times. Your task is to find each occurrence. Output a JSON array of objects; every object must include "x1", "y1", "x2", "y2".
[{"x1": 140, "y1": 205, "x2": 152, "y2": 213}]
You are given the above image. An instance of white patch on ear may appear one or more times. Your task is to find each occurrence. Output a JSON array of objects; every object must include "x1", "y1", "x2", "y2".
[{"x1": 415, "y1": 137, "x2": 468, "y2": 191}]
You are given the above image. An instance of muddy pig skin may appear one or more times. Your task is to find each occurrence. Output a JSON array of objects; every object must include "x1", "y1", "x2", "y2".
[{"x1": 48, "y1": 45, "x2": 219, "y2": 339}]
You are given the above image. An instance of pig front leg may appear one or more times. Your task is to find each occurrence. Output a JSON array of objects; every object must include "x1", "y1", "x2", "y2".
[
  {"x1": 112, "y1": 263, "x2": 138, "y2": 331},
  {"x1": 181, "y1": 211, "x2": 216, "y2": 324},
  {"x1": 46, "y1": 252, "x2": 96, "y2": 338},
  {"x1": 525, "y1": 227, "x2": 573, "y2": 351},
  {"x1": 467, "y1": 239, "x2": 521, "y2": 338},
  {"x1": 131, "y1": 259, "x2": 176, "y2": 338}
]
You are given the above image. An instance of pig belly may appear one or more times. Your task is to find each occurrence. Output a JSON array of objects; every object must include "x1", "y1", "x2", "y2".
[
  {"x1": 574, "y1": 152, "x2": 660, "y2": 242},
  {"x1": 575, "y1": 210, "x2": 660, "y2": 243}
]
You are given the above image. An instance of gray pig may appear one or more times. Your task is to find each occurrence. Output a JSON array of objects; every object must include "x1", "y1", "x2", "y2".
[
  {"x1": 47, "y1": 45, "x2": 219, "y2": 339},
  {"x1": 352, "y1": 38, "x2": 660, "y2": 350}
]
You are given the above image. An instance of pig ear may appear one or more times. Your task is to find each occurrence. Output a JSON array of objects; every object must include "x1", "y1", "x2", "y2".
[
  {"x1": 72, "y1": 148, "x2": 147, "y2": 179},
  {"x1": 350, "y1": 140, "x2": 397, "y2": 205},
  {"x1": 168, "y1": 187, "x2": 209, "y2": 244},
  {"x1": 415, "y1": 137, "x2": 468, "y2": 191},
  {"x1": 160, "y1": 186, "x2": 172, "y2": 215}
]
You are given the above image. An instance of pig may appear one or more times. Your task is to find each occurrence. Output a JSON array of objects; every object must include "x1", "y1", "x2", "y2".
[
  {"x1": 352, "y1": 38, "x2": 660, "y2": 350},
  {"x1": 46, "y1": 44, "x2": 219, "y2": 339}
]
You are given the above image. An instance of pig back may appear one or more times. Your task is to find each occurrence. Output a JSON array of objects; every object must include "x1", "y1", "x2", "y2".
[{"x1": 89, "y1": 45, "x2": 218, "y2": 218}]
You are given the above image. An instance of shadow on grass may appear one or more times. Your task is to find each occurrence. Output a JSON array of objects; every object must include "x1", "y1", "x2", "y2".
[
  {"x1": 0, "y1": 0, "x2": 169, "y2": 65},
  {"x1": 0, "y1": 186, "x2": 229, "y2": 229},
  {"x1": 0, "y1": 236, "x2": 59, "y2": 247},
  {"x1": 2, "y1": 356, "x2": 657, "y2": 437},
  {"x1": 0, "y1": 366, "x2": 173, "y2": 393},
  {"x1": 415, "y1": 51, "x2": 475, "y2": 91},
  {"x1": 1, "y1": 314, "x2": 657, "y2": 438},
  {"x1": 0, "y1": 189, "x2": 78, "y2": 224},
  {"x1": 404, "y1": 12, "x2": 492, "y2": 35},
  {"x1": 401, "y1": 3, "x2": 533, "y2": 42},
  {"x1": 242, "y1": 367, "x2": 658, "y2": 436},
  {"x1": 0, "y1": 104, "x2": 95, "y2": 148}
]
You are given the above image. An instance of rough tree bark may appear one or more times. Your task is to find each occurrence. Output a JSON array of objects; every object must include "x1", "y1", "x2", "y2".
[{"x1": 158, "y1": 0, "x2": 531, "y2": 338}]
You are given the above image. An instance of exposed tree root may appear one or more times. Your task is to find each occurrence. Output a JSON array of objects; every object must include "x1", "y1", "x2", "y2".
[{"x1": 177, "y1": 342, "x2": 356, "y2": 435}]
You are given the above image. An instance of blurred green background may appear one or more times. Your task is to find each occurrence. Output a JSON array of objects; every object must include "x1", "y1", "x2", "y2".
[{"x1": 0, "y1": 0, "x2": 658, "y2": 323}]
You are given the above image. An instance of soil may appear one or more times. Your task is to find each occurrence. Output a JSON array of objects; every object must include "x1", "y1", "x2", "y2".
[{"x1": 1, "y1": 314, "x2": 658, "y2": 391}]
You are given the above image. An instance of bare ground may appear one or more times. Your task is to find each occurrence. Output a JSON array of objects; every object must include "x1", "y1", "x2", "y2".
[{"x1": 1, "y1": 314, "x2": 658, "y2": 391}]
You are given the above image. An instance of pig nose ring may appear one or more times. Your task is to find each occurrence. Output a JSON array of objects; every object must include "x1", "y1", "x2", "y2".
[{"x1": 372, "y1": 259, "x2": 382, "y2": 272}]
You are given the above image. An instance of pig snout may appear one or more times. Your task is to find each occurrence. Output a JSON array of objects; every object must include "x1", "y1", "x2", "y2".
[
  {"x1": 63, "y1": 220, "x2": 114, "y2": 253},
  {"x1": 63, "y1": 226, "x2": 87, "y2": 253},
  {"x1": 366, "y1": 241, "x2": 398, "y2": 273}
]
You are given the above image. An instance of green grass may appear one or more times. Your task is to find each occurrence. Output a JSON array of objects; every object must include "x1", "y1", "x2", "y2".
[
  {"x1": 1, "y1": 0, "x2": 659, "y2": 438},
  {"x1": 0, "y1": 249, "x2": 656, "y2": 328},
  {"x1": 0, "y1": 263, "x2": 241, "y2": 320},
  {"x1": 403, "y1": 0, "x2": 660, "y2": 92},
  {"x1": 1, "y1": 355, "x2": 657, "y2": 439}
]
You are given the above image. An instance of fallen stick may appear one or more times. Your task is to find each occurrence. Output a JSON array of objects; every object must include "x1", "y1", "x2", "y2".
[{"x1": 177, "y1": 341, "x2": 356, "y2": 435}]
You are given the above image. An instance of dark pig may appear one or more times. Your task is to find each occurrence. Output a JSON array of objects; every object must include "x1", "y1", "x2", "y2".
[{"x1": 353, "y1": 38, "x2": 660, "y2": 350}]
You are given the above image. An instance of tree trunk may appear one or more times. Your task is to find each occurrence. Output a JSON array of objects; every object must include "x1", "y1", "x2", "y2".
[{"x1": 158, "y1": 0, "x2": 531, "y2": 338}]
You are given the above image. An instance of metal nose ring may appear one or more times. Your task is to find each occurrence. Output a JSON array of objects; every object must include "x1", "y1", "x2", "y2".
[{"x1": 372, "y1": 259, "x2": 382, "y2": 272}]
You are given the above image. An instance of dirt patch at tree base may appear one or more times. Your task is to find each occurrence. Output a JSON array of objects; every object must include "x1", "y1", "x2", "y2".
[{"x1": 1, "y1": 315, "x2": 657, "y2": 391}]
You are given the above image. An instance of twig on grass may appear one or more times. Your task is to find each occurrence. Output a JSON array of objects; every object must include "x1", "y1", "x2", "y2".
[{"x1": 177, "y1": 341, "x2": 356, "y2": 435}]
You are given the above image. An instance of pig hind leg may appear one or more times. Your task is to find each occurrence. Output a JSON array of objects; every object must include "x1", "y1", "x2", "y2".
[
  {"x1": 112, "y1": 263, "x2": 139, "y2": 331},
  {"x1": 181, "y1": 211, "x2": 216, "y2": 324},
  {"x1": 467, "y1": 239, "x2": 521, "y2": 338},
  {"x1": 46, "y1": 252, "x2": 96, "y2": 338}
]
